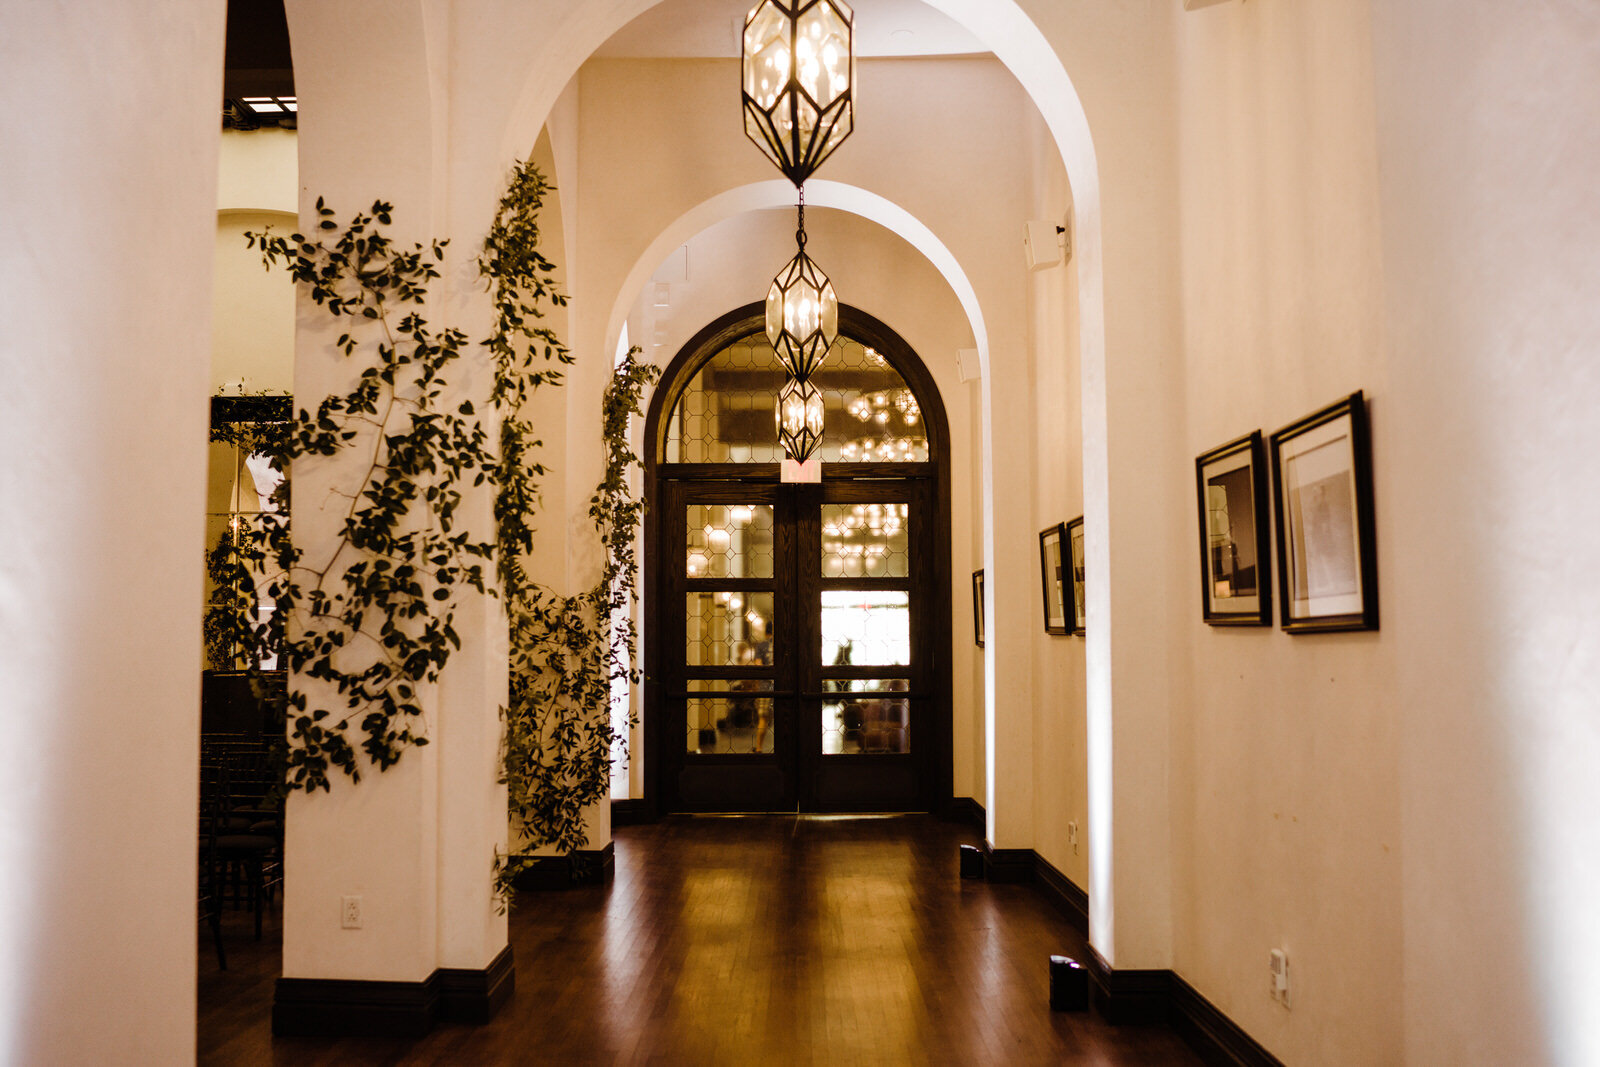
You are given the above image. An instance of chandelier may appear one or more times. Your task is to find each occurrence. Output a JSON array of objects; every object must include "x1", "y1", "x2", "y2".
[
  {"x1": 775, "y1": 376, "x2": 825, "y2": 461},
  {"x1": 742, "y1": 0, "x2": 856, "y2": 187},
  {"x1": 765, "y1": 197, "x2": 838, "y2": 381},
  {"x1": 743, "y1": 0, "x2": 856, "y2": 463}
]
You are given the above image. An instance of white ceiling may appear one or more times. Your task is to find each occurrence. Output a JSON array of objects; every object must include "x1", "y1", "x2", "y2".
[{"x1": 593, "y1": 0, "x2": 988, "y2": 59}]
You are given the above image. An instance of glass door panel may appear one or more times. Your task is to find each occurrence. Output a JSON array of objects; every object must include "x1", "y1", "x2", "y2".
[{"x1": 659, "y1": 476, "x2": 937, "y2": 812}]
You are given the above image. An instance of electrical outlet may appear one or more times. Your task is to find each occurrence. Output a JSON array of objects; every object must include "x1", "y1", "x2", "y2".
[
  {"x1": 1269, "y1": 948, "x2": 1290, "y2": 1008},
  {"x1": 1067, "y1": 820, "x2": 1079, "y2": 854},
  {"x1": 341, "y1": 895, "x2": 362, "y2": 929}
]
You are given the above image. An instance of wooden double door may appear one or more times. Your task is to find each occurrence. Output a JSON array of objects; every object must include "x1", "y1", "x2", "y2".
[{"x1": 654, "y1": 471, "x2": 946, "y2": 812}]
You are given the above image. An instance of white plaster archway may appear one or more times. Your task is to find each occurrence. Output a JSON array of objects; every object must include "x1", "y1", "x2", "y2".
[
  {"x1": 602, "y1": 178, "x2": 991, "y2": 372},
  {"x1": 496, "y1": 0, "x2": 1120, "y2": 959}
]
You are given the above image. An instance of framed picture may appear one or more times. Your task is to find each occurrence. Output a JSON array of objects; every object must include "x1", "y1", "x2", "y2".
[
  {"x1": 1269, "y1": 392, "x2": 1378, "y2": 632},
  {"x1": 1039, "y1": 523, "x2": 1068, "y2": 635},
  {"x1": 1195, "y1": 431, "x2": 1272, "y2": 626},
  {"x1": 972, "y1": 569, "x2": 986, "y2": 647},
  {"x1": 1066, "y1": 516, "x2": 1086, "y2": 635}
]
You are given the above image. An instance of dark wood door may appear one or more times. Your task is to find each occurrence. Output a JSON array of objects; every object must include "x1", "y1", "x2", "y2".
[{"x1": 658, "y1": 472, "x2": 940, "y2": 812}]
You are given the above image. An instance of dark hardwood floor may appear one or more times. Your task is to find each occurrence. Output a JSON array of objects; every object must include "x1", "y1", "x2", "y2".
[{"x1": 199, "y1": 815, "x2": 1201, "y2": 1064}]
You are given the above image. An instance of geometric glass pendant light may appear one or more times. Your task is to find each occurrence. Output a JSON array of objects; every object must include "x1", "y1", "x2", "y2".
[
  {"x1": 742, "y1": 0, "x2": 856, "y2": 188},
  {"x1": 775, "y1": 374, "x2": 826, "y2": 461},
  {"x1": 764, "y1": 198, "x2": 838, "y2": 381}
]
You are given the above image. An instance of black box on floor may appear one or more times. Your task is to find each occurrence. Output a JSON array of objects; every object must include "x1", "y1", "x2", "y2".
[
  {"x1": 959, "y1": 844, "x2": 984, "y2": 879},
  {"x1": 1049, "y1": 955, "x2": 1089, "y2": 1011}
]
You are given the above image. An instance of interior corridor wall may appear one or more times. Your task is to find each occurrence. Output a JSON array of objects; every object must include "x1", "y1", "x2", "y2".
[
  {"x1": 1022, "y1": 107, "x2": 1089, "y2": 894},
  {"x1": 0, "y1": 2, "x2": 225, "y2": 1061},
  {"x1": 1171, "y1": 2, "x2": 1400, "y2": 1063},
  {"x1": 1369, "y1": 3, "x2": 1600, "y2": 1064}
]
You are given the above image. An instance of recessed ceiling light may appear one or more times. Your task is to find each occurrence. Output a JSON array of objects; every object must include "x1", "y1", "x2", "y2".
[{"x1": 242, "y1": 97, "x2": 283, "y2": 113}]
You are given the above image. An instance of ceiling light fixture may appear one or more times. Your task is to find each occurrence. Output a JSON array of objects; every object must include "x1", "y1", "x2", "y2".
[
  {"x1": 742, "y1": 0, "x2": 856, "y2": 188},
  {"x1": 743, "y1": 0, "x2": 856, "y2": 464},
  {"x1": 765, "y1": 192, "x2": 838, "y2": 381},
  {"x1": 775, "y1": 376, "x2": 826, "y2": 462}
]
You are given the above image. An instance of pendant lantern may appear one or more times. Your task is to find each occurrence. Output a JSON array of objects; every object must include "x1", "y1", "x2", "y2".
[
  {"x1": 765, "y1": 201, "x2": 838, "y2": 380},
  {"x1": 742, "y1": 0, "x2": 856, "y2": 187},
  {"x1": 775, "y1": 375, "x2": 826, "y2": 462}
]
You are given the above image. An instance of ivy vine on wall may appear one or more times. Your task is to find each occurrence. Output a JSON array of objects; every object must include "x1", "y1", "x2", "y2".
[
  {"x1": 222, "y1": 162, "x2": 654, "y2": 884},
  {"x1": 496, "y1": 350, "x2": 657, "y2": 900},
  {"x1": 482, "y1": 160, "x2": 659, "y2": 898},
  {"x1": 241, "y1": 199, "x2": 498, "y2": 790}
]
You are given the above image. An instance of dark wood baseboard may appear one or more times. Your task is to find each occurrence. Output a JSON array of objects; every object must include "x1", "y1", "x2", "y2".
[
  {"x1": 437, "y1": 944, "x2": 516, "y2": 1025},
  {"x1": 274, "y1": 945, "x2": 516, "y2": 1037},
  {"x1": 1084, "y1": 946, "x2": 1171, "y2": 1025},
  {"x1": 979, "y1": 840, "x2": 1034, "y2": 883},
  {"x1": 273, "y1": 973, "x2": 440, "y2": 1038},
  {"x1": 510, "y1": 842, "x2": 616, "y2": 890},
  {"x1": 1170, "y1": 973, "x2": 1284, "y2": 1067},
  {"x1": 611, "y1": 798, "x2": 651, "y2": 827},
  {"x1": 1033, "y1": 853, "x2": 1089, "y2": 936},
  {"x1": 1082, "y1": 947, "x2": 1282, "y2": 1065},
  {"x1": 942, "y1": 796, "x2": 985, "y2": 832}
]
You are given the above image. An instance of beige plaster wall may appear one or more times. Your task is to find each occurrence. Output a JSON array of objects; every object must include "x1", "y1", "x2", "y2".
[
  {"x1": 1370, "y1": 3, "x2": 1600, "y2": 1064},
  {"x1": 1171, "y1": 2, "x2": 1400, "y2": 1062},
  {"x1": 0, "y1": 2, "x2": 225, "y2": 1061}
]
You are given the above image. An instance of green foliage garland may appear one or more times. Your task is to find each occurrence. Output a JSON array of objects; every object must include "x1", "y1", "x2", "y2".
[
  {"x1": 221, "y1": 164, "x2": 652, "y2": 893},
  {"x1": 482, "y1": 160, "x2": 659, "y2": 899},
  {"x1": 242, "y1": 199, "x2": 497, "y2": 790}
]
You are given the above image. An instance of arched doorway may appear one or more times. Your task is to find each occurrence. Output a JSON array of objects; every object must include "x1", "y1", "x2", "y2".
[{"x1": 643, "y1": 303, "x2": 952, "y2": 813}]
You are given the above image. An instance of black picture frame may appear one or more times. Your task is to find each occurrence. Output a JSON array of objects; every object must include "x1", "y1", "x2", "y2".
[
  {"x1": 1195, "y1": 431, "x2": 1272, "y2": 626},
  {"x1": 1039, "y1": 523, "x2": 1068, "y2": 635},
  {"x1": 972, "y1": 569, "x2": 985, "y2": 647},
  {"x1": 1065, "y1": 516, "x2": 1086, "y2": 635},
  {"x1": 1268, "y1": 391, "x2": 1378, "y2": 633}
]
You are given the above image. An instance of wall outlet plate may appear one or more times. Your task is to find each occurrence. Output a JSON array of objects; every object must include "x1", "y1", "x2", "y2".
[{"x1": 341, "y1": 895, "x2": 362, "y2": 929}]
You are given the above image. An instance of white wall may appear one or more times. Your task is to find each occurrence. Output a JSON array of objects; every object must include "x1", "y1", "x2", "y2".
[
  {"x1": 0, "y1": 2, "x2": 225, "y2": 1061},
  {"x1": 1369, "y1": 3, "x2": 1600, "y2": 1064},
  {"x1": 1022, "y1": 105, "x2": 1089, "y2": 893},
  {"x1": 213, "y1": 212, "x2": 296, "y2": 395},
  {"x1": 1171, "y1": 2, "x2": 1400, "y2": 1061}
]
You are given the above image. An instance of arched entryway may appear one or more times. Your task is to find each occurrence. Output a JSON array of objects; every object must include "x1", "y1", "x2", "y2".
[{"x1": 642, "y1": 303, "x2": 952, "y2": 813}]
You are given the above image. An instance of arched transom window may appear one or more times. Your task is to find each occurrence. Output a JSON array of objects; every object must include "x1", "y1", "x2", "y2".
[{"x1": 663, "y1": 333, "x2": 930, "y2": 465}]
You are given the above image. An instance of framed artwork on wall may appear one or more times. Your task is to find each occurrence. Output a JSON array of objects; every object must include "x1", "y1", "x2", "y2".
[
  {"x1": 1269, "y1": 391, "x2": 1379, "y2": 633},
  {"x1": 1066, "y1": 516, "x2": 1086, "y2": 635},
  {"x1": 1195, "y1": 431, "x2": 1272, "y2": 626},
  {"x1": 972, "y1": 569, "x2": 985, "y2": 647},
  {"x1": 1039, "y1": 523, "x2": 1068, "y2": 635}
]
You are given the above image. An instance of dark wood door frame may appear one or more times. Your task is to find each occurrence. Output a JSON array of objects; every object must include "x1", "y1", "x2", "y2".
[{"x1": 641, "y1": 302, "x2": 953, "y2": 816}]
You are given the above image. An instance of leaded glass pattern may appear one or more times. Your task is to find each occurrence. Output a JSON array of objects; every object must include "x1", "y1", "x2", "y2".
[
  {"x1": 664, "y1": 333, "x2": 928, "y2": 464},
  {"x1": 821, "y1": 679, "x2": 911, "y2": 755},
  {"x1": 686, "y1": 591, "x2": 776, "y2": 667},
  {"x1": 821, "y1": 502, "x2": 909, "y2": 578},
  {"x1": 686, "y1": 503, "x2": 774, "y2": 579},
  {"x1": 820, "y1": 590, "x2": 910, "y2": 667},
  {"x1": 685, "y1": 680, "x2": 777, "y2": 755}
]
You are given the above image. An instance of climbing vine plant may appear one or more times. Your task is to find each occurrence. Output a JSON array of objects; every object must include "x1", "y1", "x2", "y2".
[
  {"x1": 495, "y1": 351, "x2": 657, "y2": 900},
  {"x1": 483, "y1": 160, "x2": 659, "y2": 900},
  {"x1": 240, "y1": 199, "x2": 498, "y2": 790},
  {"x1": 225, "y1": 162, "x2": 654, "y2": 878}
]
